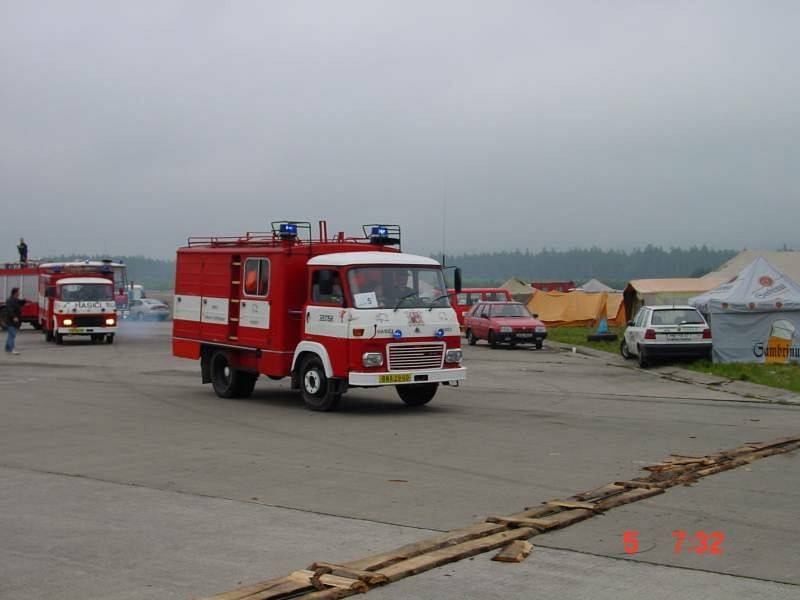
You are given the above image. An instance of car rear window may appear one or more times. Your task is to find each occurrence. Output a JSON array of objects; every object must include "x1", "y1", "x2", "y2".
[{"x1": 650, "y1": 309, "x2": 705, "y2": 326}]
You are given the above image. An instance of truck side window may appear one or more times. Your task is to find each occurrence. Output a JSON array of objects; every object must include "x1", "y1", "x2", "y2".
[
  {"x1": 244, "y1": 258, "x2": 270, "y2": 297},
  {"x1": 312, "y1": 270, "x2": 344, "y2": 306}
]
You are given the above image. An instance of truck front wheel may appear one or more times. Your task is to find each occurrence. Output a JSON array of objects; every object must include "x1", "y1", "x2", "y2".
[
  {"x1": 210, "y1": 350, "x2": 257, "y2": 399},
  {"x1": 299, "y1": 356, "x2": 340, "y2": 412},
  {"x1": 396, "y1": 383, "x2": 438, "y2": 406}
]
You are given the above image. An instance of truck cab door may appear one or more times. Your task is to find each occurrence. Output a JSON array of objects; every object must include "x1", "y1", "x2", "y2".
[{"x1": 303, "y1": 269, "x2": 348, "y2": 356}]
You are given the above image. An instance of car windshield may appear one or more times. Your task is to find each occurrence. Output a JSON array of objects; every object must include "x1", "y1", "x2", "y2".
[
  {"x1": 348, "y1": 267, "x2": 449, "y2": 309},
  {"x1": 490, "y1": 303, "x2": 530, "y2": 317},
  {"x1": 650, "y1": 309, "x2": 705, "y2": 326},
  {"x1": 60, "y1": 284, "x2": 113, "y2": 302}
]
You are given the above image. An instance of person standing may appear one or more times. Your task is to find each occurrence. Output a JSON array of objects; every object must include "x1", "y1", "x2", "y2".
[
  {"x1": 4, "y1": 287, "x2": 25, "y2": 355},
  {"x1": 17, "y1": 238, "x2": 28, "y2": 264}
]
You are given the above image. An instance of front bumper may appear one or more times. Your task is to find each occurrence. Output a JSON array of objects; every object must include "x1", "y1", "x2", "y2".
[
  {"x1": 349, "y1": 367, "x2": 466, "y2": 387},
  {"x1": 57, "y1": 326, "x2": 117, "y2": 335},
  {"x1": 496, "y1": 331, "x2": 547, "y2": 344},
  {"x1": 641, "y1": 342, "x2": 712, "y2": 359}
]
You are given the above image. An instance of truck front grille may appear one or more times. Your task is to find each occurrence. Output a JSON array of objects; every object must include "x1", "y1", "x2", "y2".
[
  {"x1": 387, "y1": 342, "x2": 445, "y2": 371},
  {"x1": 73, "y1": 316, "x2": 106, "y2": 327}
]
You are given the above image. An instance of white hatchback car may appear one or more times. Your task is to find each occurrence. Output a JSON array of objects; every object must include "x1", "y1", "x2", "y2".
[{"x1": 620, "y1": 305, "x2": 712, "y2": 368}]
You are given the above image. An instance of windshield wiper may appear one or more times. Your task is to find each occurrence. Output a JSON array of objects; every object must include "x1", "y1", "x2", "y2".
[
  {"x1": 427, "y1": 294, "x2": 451, "y2": 311},
  {"x1": 394, "y1": 292, "x2": 418, "y2": 312}
]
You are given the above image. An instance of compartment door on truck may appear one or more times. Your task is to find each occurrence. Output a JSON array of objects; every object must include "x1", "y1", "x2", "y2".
[
  {"x1": 199, "y1": 254, "x2": 231, "y2": 343},
  {"x1": 237, "y1": 257, "x2": 271, "y2": 347}
]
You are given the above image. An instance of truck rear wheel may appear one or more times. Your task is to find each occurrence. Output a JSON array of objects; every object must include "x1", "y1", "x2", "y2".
[
  {"x1": 299, "y1": 356, "x2": 340, "y2": 412},
  {"x1": 396, "y1": 383, "x2": 438, "y2": 406},
  {"x1": 210, "y1": 350, "x2": 256, "y2": 399}
]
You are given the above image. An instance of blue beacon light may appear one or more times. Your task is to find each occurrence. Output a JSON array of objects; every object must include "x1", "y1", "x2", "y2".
[
  {"x1": 393, "y1": 329, "x2": 403, "y2": 339},
  {"x1": 436, "y1": 328, "x2": 445, "y2": 338}
]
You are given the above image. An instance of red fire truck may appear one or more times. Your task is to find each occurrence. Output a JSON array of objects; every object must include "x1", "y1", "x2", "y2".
[
  {"x1": 173, "y1": 222, "x2": 465, "y2": 411},
  {"x1": 38, "y1": 261, "x2": 124, "y2": 344},
  {"x1": 1, "y1": 261, "x2": 42, "y2": 329}
]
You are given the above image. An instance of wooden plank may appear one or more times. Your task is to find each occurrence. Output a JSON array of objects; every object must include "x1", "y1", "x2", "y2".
[
  {"x1": 490, "y1": 508, "x2": 593, "y2": 531},
  {"x1": 486, "y1": 516, "x2": 551, "y2": 530},
  {"x1": 614, "y1": 480, "x2": 661, "y2": 490},
  {"x1": 492, "y1": 540, "x2": 533, "y2": 563},
  {"x1": 545, "y1": 500, "x2": 598, "y2": 511},
  {"x1": 572, "y1": 482, "x2": 625, "y2": 501},
  {"x1": 594, "y1": 486, "x2": 664, "y2": 510},
  {"x1": 308, "y1": 563, "x2": 388, "y2": 586},
  {"x1": 292, "y1": 570, "x2": 368, "y2": 592},
  {"x1": 376, "y1": 528, "x2": 536, "y2": 583},
  {"x1": 344, "y1": 522, "x2": 507, "y2": 572}
]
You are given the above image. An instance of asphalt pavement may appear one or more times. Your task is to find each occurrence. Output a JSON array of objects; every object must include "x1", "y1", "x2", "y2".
[{"x1": 1, "y1": 321, "x2": 798, "y2": 599}]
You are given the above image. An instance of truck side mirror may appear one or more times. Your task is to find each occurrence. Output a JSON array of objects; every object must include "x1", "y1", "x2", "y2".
[
  {"x1": 318, "y1": 270, "x2": 334, "y2": 296},
  {"x1": 454, "y1": 268, "x2": 462, "y2": 294},
  {"x1": 627, "y1": 320, "x2": 634, "y2": 326}
]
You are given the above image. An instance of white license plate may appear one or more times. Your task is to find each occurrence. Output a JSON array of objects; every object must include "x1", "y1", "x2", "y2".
[
  {"x1": 516, "y1": 333, "x2": 533, "y2": 338},
  {"x1": 667, "y1": 334, "x2": 691, "y2": 341}
]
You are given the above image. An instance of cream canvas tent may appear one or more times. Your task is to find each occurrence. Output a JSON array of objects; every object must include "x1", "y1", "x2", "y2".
[
  {"x1": 624, "y1": 277, "x2": 726, "y2": 321},
  {"x1": 501, "y1": 277, "x2": 534, "y2": 303},
  {"x1": 706, "y1": 250, "x2": 800, "y2": 283},
  {"x1": 689, "y1": 257, "x2": 800, "y2": 364}
]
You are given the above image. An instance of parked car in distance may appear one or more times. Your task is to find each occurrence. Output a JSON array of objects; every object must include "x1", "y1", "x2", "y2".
[
  {"x1": 130, "y1": 298, "x2": 170, "y2": 321},
  {"x1": 464, "y1": 301, "x2": 547, "y2": 349},
  {"x1": 620, "y1": 305, "x2": 712, "y2": 368},
  {"x1": 449, "y1": 288, "x2": 513, "y2": 329}
]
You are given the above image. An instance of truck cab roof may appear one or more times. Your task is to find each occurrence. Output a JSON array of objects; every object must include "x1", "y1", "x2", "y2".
[{"x1": 307, "y1": 252, "x2": 440, "y2": 267}]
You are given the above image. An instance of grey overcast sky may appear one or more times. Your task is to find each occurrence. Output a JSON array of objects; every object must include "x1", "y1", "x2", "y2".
[{"x1": 1, "y1": 1, "x2": 798, "y2": 259}]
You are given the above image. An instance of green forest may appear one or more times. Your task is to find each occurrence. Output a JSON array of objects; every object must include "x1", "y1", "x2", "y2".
[
  {"x1": 45, "y1": 245, "x2": 738, "y2": 291},
  {"x1": 445, "y1": 245, "x2": 737, "y2": 288}
]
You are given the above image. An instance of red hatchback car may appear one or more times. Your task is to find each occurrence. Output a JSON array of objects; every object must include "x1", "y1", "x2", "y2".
[{"x1": 464, "y1": 301, "x2": 547, "y2": 349}]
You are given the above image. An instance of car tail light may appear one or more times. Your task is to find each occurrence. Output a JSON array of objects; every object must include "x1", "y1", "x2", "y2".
[
  {"x1": 702, "y1": 328, "x2": 712, "y2": 339},
  {"x1": 644, "y1": 329, "x2": 656, "y2": 340}
]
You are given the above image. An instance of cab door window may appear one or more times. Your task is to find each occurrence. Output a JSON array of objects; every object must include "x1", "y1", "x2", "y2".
[
  {"x1": 243, "y1": 258, "x2": 270, "y2": 296},
  {"x1": 311, "y1": 269, "x2": 344, "y2": 306}
]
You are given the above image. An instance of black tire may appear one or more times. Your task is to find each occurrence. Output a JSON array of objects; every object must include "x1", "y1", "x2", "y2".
[
  {"x1": 54, "y1": 332, "x2": 64, "y2": 345},
  {"x1": 620, "y1": 339, "x2": 632, "y2": 359},
  {"x1": 535, "y1": 340, "x2": 543, "y2": 350},
  {"x1": 466, "y1": 329, "x2": 477, "y2": 346},
  {"x1": 45, "y1": 328, "x2": 54, "y2": 342},
  {"x1": 210, "y1": 350, "x2": 254, "y2": 398},
  {"x1": 106, "y1": 334, "x2": 115, "y2": 345},
  {"x1": 396, "y1": 383, "x2": 438, "y2": 406},
  {"x1": 488, "y1": 330, "x2": 498, "y2": 348},
  {"x1": 637, "y1": 346, "x2": 649, "y2": 368},
  {"x1": 299, "y1": 356, "x2": 340, "y2": 411}
]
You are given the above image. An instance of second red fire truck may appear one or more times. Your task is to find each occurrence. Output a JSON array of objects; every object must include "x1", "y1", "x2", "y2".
[
  {"x1": 38, "y1": 261, "x2": 124, "y2": 344},
  {"x1": 172, "y1": 222, "x2": 465, "y2": 411}
]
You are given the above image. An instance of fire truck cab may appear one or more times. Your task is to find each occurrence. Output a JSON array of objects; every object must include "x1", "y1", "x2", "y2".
[
  {"x1": 39, "y1": 261, "x2": 122, "y2": 344},
  {"x1": 172, "y1": 222, "x2": 465, "y2": 411}
]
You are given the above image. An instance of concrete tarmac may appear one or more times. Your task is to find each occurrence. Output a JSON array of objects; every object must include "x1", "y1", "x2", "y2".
[{"x1": 1, "y1": 322, "x2": 798, "y2": 599}]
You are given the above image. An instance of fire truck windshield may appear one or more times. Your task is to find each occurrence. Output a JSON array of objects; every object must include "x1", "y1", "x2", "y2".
[
  {"x1": 60, "y1": 284, "x2": 113, "y2": 302},
  {"x1": 347, "y1": 267, "x2": 449, "y2": 309}
]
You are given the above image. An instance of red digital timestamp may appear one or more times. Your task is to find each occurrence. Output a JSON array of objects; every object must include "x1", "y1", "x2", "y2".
[{"x1": 622, "y1": 530, "x2": 725, "y2": 555}]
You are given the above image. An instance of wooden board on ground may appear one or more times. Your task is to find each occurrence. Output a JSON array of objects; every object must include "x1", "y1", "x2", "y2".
[{"x1": 492, "y1": 540, "x2": 533, "y2": 563}]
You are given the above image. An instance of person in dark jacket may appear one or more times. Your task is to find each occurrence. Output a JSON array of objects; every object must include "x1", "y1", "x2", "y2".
[
  {"x1": 17, "y1": 238, "x2": 28, "y2": 264},
  {"x1": 4, "y1": 287, "x2": 25, "y2": 354}
]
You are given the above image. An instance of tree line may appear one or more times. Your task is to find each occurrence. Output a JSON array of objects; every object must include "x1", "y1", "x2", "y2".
[{"x1": 444, "y1": 245, "x2": 738, "y2": 288}]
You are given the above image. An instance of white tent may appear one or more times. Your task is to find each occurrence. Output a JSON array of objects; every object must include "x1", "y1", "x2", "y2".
[
  {"x1": 689, "y1": 257, "x2": 800, "y2": 363},
  {"x1": 578, "y1": 278, "x2": 615, "y2": 293}
]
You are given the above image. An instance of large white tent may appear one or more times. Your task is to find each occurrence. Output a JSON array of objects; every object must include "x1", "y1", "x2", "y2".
[{"x1": 689, "y1": 257, "x2": 800, "y2": 364}]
